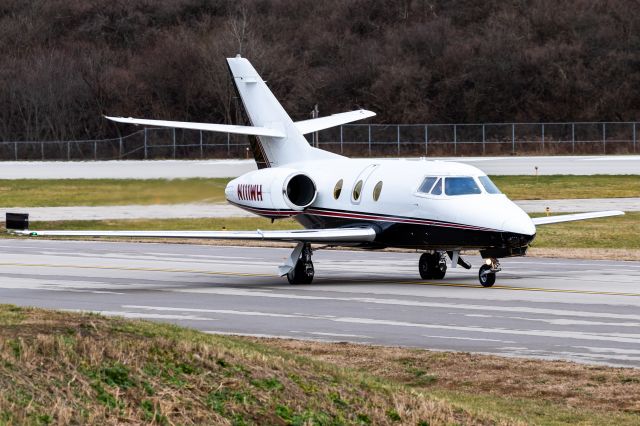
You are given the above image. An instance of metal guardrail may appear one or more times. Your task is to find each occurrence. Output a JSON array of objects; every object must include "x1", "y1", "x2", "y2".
[{"x1": 0, "y1": 122, "x2": 637, "y2": 160}]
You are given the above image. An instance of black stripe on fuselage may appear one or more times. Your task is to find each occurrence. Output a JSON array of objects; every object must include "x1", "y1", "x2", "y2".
[
  {"x1": 228, "y1": 202, "x2": 533, "y2": 250},
  {"x1": 295, "y1": 212, "x2": 534, "y2": 250}
]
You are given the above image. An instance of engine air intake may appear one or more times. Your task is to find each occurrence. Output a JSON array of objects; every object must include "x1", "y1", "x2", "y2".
[{"x1": 285, "y1": 174, "x2": 317, "y2": 209}]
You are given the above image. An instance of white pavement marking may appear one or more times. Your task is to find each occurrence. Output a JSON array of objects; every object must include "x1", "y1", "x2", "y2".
[
  {"x1": 122, "y1": 305, "x2": 640, "y2": 345},
  {"x1": 170, "y1": 289, "x2": 640, "y2": 321},
  {"x1": 422, "y1": 335, "x2": 515, "y2": 343},
  {"x1": 65, "y1": 309, "x2": 218, "y2": 321},
  {"x1": 292, "y1": 331, "x2": 372, "y2": 339}
]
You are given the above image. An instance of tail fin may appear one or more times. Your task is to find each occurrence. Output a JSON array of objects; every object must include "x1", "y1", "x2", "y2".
[{"x1": 227, "y1": 56, "x2": 341, "y2": 167}]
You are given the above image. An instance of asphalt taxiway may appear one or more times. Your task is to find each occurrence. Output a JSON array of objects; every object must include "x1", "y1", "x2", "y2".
[{"x1": 1, "y1": 239, "x2": 639, "y2": 367}]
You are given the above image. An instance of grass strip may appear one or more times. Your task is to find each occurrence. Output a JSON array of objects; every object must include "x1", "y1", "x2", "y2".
[
  {"x1": 0, "y1": 175, "x2": 638, "y2": 207},
  {"x1": 0, "y1": 305, "x2": 504, "y2": 425},
  {"x1": 530, "y1": 212, "x2": 640, "y2": 249},
  {"x1": 1, "y1": 305, "x2": 638, "y2": 425},
  {"x1": 0, "y1": 178, "x2": 229, "y2": 207},
  {"x1": 259, "y1": 338, "x2": 640, "y2": 426},
  {"x1": 491, "y1": 174, "x2": 640, "y2": 200}
]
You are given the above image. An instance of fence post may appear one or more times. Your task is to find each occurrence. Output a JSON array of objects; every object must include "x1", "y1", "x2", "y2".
[
  {"x1": 396, "y1": 125, "x2": 400, "y2": 156},
  {"x1": 511, "y1": 123, "x2": 515, "y2": 154},
  {"x1": 200, "y1": 130, "x2": 204, "y2": 158},
  {"x1": 424, "y1": 125, "x2": 428, "y2": 156},
  {"x1": 172, "y1": 128, "x2": 176, "y2": 159},
  {"x1": 119, "y1": 137, "x2": 123, "y2": 159},
  {"x1": 453, "y1": 124, "x2": 457, "y2": 155},
  {"x1": 94, "y1": 141, "x2": 97, "y2": 160},
  {"x1": 541, "y1": 123, "x2": 545, "y2": 153},
  {"x1": 14, "y1": 142, "x2": 17, "y2": 161},
  {"x1": 144, "y1": 128, "x2": 148, "y2": 159},
  {"x1": 634, "y1": 122, "x2": 637, "y2": 153},
  {"x1": 41, "y1": 142, "x2": 44, "y2": 160},
  {"x1": 226, "y1": 132, "x2": 230, "y2": 157},
  {"x1": 368, "y1": 124, "x2": 371, "y2": 157},
  {"x1": 340, "y1": 125, "x2": 343, "y2": 154},
  {"x1": 482, "y1": 124, "x2": 486, "y2": 155},
  {"x1": 67, "y1": 142, "x2": 70, "y2": 160},
  {"x1": 571, "y1": 123, "x2": 575, "y2": 153},
  {"x1": 602, "y1": 123, "x2": 606, "y2": 154}
]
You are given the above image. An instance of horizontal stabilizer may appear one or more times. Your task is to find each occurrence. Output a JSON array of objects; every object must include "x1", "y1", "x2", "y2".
[
  {"x1": 532, "y1": 210, "x2": 624, "y2": 226},
  {"x1": 10, "y1": 227, "x2": 377, "y2": 243},
  {"x1": 105, "y1": 116, "x2": 285, "y2": 138},
  {"x1": 294, "y1": 109, "x2": 376, "y2": 135}
]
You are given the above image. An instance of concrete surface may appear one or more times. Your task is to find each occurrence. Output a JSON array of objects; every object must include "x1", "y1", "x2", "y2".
[
  {"x1": 0, "y1": 155, "x2": 638, "y2": 179},
  {"x1": 2, "y1": 198, "x2": 637, "y2": 221},
  {"x1": 1, "y1": 240, "x2": 639, "y2": 367}
]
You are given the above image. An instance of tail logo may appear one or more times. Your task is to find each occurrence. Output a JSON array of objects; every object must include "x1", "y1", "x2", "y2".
[{"x1": 237, "y1": 184, "x2": 263, "y2": 202}]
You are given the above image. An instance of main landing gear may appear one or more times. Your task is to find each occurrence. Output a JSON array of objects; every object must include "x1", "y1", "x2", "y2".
[
  {"x1": 285, "y1": 243, "x2": 314, "y2": 284},
  {"x1": 478, "y1": 258, "x2": 501, "y2": 287},
  {"x1": 419, "y1": 252, "x2": 447, "y2": 280}
]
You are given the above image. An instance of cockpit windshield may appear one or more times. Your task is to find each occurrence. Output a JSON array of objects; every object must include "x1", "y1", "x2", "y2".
[
  {"x1": 418, "y1": 176, "x2": 438, "y2": 193},
  {"x1": 478, "y1": 176, "x2": 501, "y2": 194},
  {"x1": 444, "y1": 177, "x2": 482, "y2": 196}
]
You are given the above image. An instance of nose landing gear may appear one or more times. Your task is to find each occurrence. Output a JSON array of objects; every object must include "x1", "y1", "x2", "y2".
[
  {"x1": 419, "y1": 252, "x2": 447, "y2": 280},
  {"x1": 479, "y1": 258, "x2": 501, "y2": 287}
]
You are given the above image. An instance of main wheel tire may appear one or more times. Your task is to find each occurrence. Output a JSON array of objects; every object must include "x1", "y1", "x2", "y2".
[
  {"x1": 432, "y1": 262, "x2": 447, "y2": 280},
  {"x1": 478, "y1": 264, "x2": 496, "y2": 287},
  {"x1": 419, "y1": 253, "x2": 433, "y2": 279},
  {"x1": 419, "y1": 253, "x2": 447, "y2": 280},
  {"x1": 287, "y1": 261, "x2": 314, "y2": 284}
]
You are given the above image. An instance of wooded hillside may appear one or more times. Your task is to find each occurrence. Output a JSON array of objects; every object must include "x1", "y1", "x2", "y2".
[{"x1": 0, "y1": 0, "x2": 638, "y2": 141}]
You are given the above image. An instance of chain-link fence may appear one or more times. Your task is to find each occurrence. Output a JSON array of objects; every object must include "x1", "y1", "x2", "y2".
[{"x1": 1, "y1": 122, "x2": 637, "y2": 161}]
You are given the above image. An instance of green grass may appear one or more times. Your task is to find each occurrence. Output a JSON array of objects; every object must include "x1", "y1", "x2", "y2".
[
  {"x1": 531, "y1": 212, "x2": 640, "y2": 249},
  {"x1": 0, "y1": 178, "x2": 230, "y2": 207},
  {"x1": 491, "y1": 174, "x2": 640, "y2": 200},
  {"x1": 0, "y1": 175, "x2": 638, "y2": 207},
  {"x1": 2, "y1": 305, "x2": 637, "y2": 425}
]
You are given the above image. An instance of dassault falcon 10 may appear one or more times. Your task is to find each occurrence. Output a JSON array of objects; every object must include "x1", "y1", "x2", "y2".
[{"x1": 8, "y1": 56, "x2": 624, "y2": 287}]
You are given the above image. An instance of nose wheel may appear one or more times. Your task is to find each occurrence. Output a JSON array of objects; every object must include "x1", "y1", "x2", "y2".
[
  {"x1": 478, "y1": 258, "x2": 500, "y2": 287},
  {"x1": 419, "y1": 252, "x2": 447, "y2": 280}
]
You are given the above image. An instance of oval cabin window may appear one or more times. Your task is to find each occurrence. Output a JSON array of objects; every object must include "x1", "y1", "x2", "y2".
[
  {"x1": 333, "y1": 179, "x2": 343, "y2": 199},
  {"x1": 373, "y1": 181, "x2": 383, "y2": 201},
  {"x1": 352, "y1": 180, "x2": 363, "y2": 201}
]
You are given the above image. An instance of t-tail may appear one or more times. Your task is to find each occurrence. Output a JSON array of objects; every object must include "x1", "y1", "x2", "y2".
[{"x1": 105, "y1": 55, "x2": 375, "y2": 168}]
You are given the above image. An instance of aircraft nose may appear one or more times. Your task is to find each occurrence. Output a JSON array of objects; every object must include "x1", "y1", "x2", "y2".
[{"x1": 501, "y1": 208, "x2": 536, "y2": 237}]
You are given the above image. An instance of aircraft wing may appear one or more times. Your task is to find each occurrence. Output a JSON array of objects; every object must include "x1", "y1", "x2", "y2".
[
  {"x1": 9, "y1": 227, "x2": 377, "y2": 243},
  {"x1": 105, "y1": 116, "x2": 285, "y2": 138},
  {"x1": 532, "y1": 210, "x2": 624, "y2": 226},
  {"x1": 294, "y1": 109, "x2": 376, "y2": 135}
]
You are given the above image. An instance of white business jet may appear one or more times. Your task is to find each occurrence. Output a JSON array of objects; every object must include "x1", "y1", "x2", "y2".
[{"x1": 8, "y1": 56, "x2": 624, "y2": 287}]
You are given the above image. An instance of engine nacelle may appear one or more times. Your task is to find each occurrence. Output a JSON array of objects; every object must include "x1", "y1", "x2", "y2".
[{"x1": 225, "y1": 168, "x2": 317, "y2": 217}]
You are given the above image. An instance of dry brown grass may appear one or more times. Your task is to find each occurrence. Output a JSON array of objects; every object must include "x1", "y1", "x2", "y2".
[
  {"x1": 255, "y1": 339, "x2": 640, "y2": 417},
  {"x1": 0, "y1": 306, "x2": 511, "y2": 425}
]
